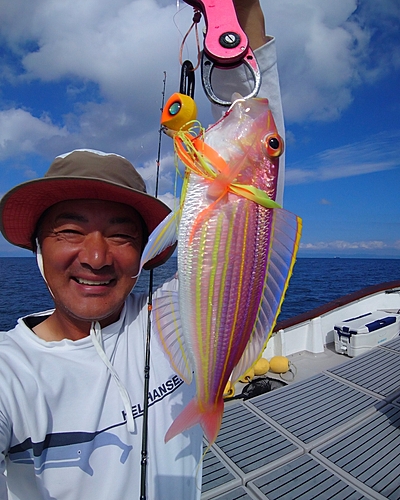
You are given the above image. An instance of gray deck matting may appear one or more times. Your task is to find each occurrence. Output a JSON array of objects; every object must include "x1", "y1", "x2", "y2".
[
  {"x1": 248, "y1": 454, "x2": 372, "y2": 500},
  {"x1": 202, "y1": 342, "x2": 400, "y2": 499},
  {"x1": 201, "y1": 445, "x2": 242, "y2": 499},
  {"x1": 210, "y1": 402, "x2": 302, "y2": 480},
  {"x1": 327, "y1": 347, "x2": 400, "y2": 399},
  {"x1": 392, "y1": 395, "x2": 400, "y2": 408},
  {"x1": 314, "y1": 404, "x2": 400, "y2": 500},
  {"x1": 206, "y1": 486, "x2": 260, "y2": 500},
  {"x1": 380, "y1": 335, "x2": 400, "y2": 353},
  {"x1": 248, "y1": 373, "x2": 380, "y2": 447}
]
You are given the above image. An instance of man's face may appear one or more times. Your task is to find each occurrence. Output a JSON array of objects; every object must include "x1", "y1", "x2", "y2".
[{"x1": 38, "y1": 199, "x2": 143, "y2": 327}]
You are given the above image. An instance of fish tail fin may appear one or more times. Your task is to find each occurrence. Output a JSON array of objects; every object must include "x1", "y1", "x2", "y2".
[{"x1": 165, "y1": 399, "x2": 224, "y2": 446}]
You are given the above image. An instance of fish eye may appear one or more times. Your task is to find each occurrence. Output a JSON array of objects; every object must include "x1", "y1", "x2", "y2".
[{"x1": 263, "y1": 133, "x2": 284, "y2": 158}]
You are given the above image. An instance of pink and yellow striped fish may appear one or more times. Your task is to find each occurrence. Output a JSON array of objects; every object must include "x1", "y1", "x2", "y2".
[{"x1": 140, "y1": 95, "x2": 302, "y2": 445}]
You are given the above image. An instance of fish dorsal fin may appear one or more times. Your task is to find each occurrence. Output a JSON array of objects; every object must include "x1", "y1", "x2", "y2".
[
  {"x1": 152, "y1": 290, "x2": 194, "y2": 384},
  {"x1": 231, "y1": 208, "x2": 302, "y2": 383}
]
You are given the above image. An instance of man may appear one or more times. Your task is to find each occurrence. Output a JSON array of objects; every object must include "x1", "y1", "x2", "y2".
[{"x1": 0, "y1": 1, "x2": 284, "y2": 498}]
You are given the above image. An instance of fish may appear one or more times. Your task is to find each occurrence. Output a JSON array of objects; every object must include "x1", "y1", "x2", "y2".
[{"x1": 140, "y1": 94, "x2": 302, "y2": 445}]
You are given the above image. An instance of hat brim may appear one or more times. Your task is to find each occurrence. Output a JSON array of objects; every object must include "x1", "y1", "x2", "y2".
[{"x1": 0, "y1": 176, "x2": 175, "y2": 270}]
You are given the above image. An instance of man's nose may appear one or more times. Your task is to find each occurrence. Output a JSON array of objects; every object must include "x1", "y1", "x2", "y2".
[{"x1": 79, "y1": 232, "x2": 112, "y2": 269}]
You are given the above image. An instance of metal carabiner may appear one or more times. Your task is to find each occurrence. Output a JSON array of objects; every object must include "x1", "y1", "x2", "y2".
[
  {"x1": 182, "y1": 0, "x2": 261, "y2": 106},
  {"x1": 179, "y1": 60, "x2": 196, "y2": 99}
]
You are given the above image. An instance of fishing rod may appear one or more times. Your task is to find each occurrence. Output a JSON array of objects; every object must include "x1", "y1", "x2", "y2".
[{"x1": 139, "y1": 71, "x2": 167, "y2": 500}]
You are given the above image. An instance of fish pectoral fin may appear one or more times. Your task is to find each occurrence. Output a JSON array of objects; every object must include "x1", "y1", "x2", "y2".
[
  {"x1": 139, "y1": 209, "x2": 180, "y2": 271},
  {"x1": 152, "y1": 291, "x2": 193, "y2": 384},
  {"x1": 231, "y1": 208, "x2": 302, "y2": 383}
]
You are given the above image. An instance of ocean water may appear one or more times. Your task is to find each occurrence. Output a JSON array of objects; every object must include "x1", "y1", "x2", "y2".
[{"x1": 0, "y1": 257, "x2": 399, "y2": 331}]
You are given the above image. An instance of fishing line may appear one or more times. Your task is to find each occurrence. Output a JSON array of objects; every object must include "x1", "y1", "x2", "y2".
[{"x1": 139, "y1": 71, "x2": 167, "y2": 500}]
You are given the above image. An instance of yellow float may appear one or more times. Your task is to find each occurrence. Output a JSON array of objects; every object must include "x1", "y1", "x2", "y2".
[
  {"x1": 269, "y1": 356, "x2": 289, "y2": 374},
  {"x1": 254, "y1": 358, "x2": 270, "y2": 376}
]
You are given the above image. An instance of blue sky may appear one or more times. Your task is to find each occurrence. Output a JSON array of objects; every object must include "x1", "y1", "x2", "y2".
[{"x1": 1, "y1": 0, "x2": 399, "y2": 258}]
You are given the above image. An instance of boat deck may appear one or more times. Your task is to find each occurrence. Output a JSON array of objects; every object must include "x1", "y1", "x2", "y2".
[{"x1": 201, "y1": 336, "x2": 400, "y2": 499}]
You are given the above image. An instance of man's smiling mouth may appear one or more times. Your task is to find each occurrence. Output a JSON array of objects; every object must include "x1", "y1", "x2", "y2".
[{"x1": 75, "y1": 278, "x2": 112, "y2": 286}]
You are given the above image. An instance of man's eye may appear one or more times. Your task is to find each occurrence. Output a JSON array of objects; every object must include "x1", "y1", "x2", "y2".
[
  {"x1": 110, "y1": 234, "x2": 136, "y2": 242},
  {"x1": 54, "y1": 229, "x2": 84, "y2": 241}
]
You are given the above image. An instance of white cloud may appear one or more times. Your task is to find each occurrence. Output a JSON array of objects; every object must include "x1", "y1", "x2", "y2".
[
  {"x1": 0, "y1": 0, "x2": 399, "y2": 187},
  {"x1": 300, "y1": 240, "x2": 390, "y2": 250},
  {"x1": 0, "y1": 1, "x2": 200, "y2": 166},
  {"x1": 135, "y1": 149, "x2": 177, "y2": 196},
  {"x1": 262, "y1": 0, "x2": 400, "y2": 122},
  {"x1": 286, "y1": 130, "x2": 400, "y2": 185},
  {"x1": 1, "y1": 0, "x2": 194, "y2": 114},
  {"x1": 158, "y1": 191, "x2": 179, "y2": 211},
  {"x1": 263, "y1": 0, "x2": 361, "y2": 121},
  {"x1": 298, "y1": 240, "x2": 400, "y2": 259},
  {"x1": 0, "y1": 108, "x2": 67, "y2": 160}
]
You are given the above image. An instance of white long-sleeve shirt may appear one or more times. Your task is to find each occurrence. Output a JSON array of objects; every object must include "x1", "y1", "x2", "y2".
[{"x1": 1, "y1": 288, "x2": 202, "y2": 500}]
